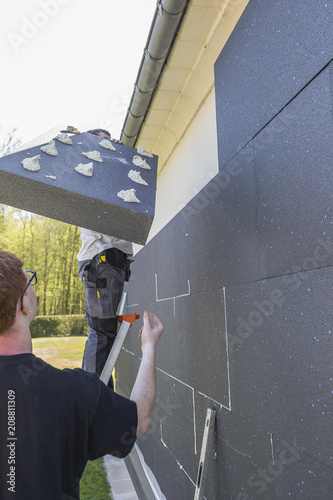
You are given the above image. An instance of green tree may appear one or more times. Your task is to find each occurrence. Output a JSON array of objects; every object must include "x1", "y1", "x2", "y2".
[{"x1": 0, "y1": 207, "x2": 85, "y2": 316}]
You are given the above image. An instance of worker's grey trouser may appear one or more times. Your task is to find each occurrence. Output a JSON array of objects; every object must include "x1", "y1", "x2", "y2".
[{"x1": 79, "y1": 248, "x2": 130, "y2": 389}]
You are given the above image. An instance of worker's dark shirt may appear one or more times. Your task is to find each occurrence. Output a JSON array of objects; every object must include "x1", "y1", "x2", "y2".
[{"x1": 0, "y1": 353, "x2": 137, "y2": 499}]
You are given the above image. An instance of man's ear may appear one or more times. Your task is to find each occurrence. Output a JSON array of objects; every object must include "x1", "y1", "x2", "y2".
[{"x1": 18, "y1": 294, "x2": 28, "y2": 315}]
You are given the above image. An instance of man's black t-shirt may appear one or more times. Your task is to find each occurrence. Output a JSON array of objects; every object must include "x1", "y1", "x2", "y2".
[{"x1": 0, "y1": 353, "x2": 137, "y2": 499}]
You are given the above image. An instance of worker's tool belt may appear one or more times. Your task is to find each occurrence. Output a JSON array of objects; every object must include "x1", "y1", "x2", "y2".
[{"x1": 81, "y1": 248, "x2": 130, "y2": 319}]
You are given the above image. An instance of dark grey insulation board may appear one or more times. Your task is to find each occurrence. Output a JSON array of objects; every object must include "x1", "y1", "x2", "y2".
[
  {"x1": 0, "y1": 132, "x2": 157, "y2": 245},
  {"x1": 116, "y1": 1, "x2": 333, "y2": 499}
]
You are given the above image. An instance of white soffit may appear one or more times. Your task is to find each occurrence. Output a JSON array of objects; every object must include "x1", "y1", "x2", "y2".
[{"x1": 137, "y1": 0, "x2": 250, "y2": 173}]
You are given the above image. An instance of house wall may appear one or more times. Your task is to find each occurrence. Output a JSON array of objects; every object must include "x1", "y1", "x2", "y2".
[
  {"x1": 149, "y1": 90, "x2": 219, "y2": 239},
  {"x1": 133, "y1": 89, "x2": 219, "y2": 255},
  {"x1": 117, "y1": 1, "x2": 333, "y2": 498}
]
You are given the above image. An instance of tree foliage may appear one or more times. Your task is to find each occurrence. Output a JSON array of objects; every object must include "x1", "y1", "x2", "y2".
[
  {"x1": 0, "y1": 126, "x2": 21, "y2": 157},
  {"x1": 0, "y1": 206, "x2": 85, "y2": 316}
]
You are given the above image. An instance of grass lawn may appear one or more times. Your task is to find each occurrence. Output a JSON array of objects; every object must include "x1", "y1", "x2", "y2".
[
  {"x1": 32, "y1": 336, "x2": 113, "y2": 499},
  {"x1": 32, "y1": 336, "x2": 86, "y2": 369},
  {"x1": 81, "y1": 458, "x2": 112, "y2": 500}
]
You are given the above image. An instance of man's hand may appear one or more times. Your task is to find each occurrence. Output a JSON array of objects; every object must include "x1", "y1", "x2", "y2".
[{"x1": 139, "y1": 311, "x2": 164, "y2": 351}]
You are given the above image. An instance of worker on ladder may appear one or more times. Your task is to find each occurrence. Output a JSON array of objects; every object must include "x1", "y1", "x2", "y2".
[{"x1": 77, "y1": 128, "x2": 134, "y2": 388}]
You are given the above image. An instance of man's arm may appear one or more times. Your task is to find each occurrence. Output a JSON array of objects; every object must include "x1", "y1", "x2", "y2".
[{"x1": 130, "y1": 311, "x2": 164, "y2": 435}]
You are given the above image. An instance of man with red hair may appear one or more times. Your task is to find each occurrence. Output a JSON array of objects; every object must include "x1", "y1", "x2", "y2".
[{"x1": 0, "y1": 250, "x2": 163, "y2": 499}]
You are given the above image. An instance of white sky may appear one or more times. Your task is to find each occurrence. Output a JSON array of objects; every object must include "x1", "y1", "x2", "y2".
[{"x1": 0, "y1": 0, "x2": 157, "y2": 144}]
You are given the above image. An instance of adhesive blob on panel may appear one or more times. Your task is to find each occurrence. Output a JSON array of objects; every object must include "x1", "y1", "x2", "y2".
[
  {"x1": 21, "y1": 155, "x2": 41, "y2": 172},
  {"x1": 99, "y1": 139, "x2": 116, "y2": 151},
  {"x1": 75, "y1": 162, "x2": 93, "y2": 177},
  {"x1": 117, "y1": 188, "x2": 141, "y2": 203},
  {"x1": 45, "y1": 175, "x2": 57, "y2": 180},
  {"x1": 137, "y1": 145, "x2": 153, "y2": 158},
  {"x1": 132, "y1": 155, "x2": 151, "y2": 170},
  {"x1": 67, "y1": 125, "x2": 80, "y2": 134},
  {"x1": 40, "y1": 139, "x2": 58, "y2": 156},
  {"x1": 56, "y1": 133, "x2": 73, "y2": 145},
  {"x1": 82, "y1": 150, "x2": 103, "y2": 162},
  {"x1": 128, "y1": 169, "x2": 148, "y2": 186}
]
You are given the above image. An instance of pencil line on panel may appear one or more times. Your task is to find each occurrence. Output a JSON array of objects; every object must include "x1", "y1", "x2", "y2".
[
  {"x1": 192, "y1": 389, "x2": 197, "y2": 455},
  {"x1": 160, "y1": 420, "x2": 196, "y2": 486},
  {"x1": 270, "y1": 433, "x2": 275, "y2": 466},
  {"x1": 156, "y1": 366, "x2": 194, "y2": 390},
  {"x1": 198, "y1": 391, "x2": 231, "y2": 412},
  {"x1": 155, "y1": 273, "x2": 191, "y2": 302},
  {"x1": 221, "y1": 438, "x2": 252, "y2": 458},
  {"x1": 223, "y1": 286, "x2": 232, "y2": 411},
  {"x1": 121, "y1": 347, "x2": 135, "y2": 356}
]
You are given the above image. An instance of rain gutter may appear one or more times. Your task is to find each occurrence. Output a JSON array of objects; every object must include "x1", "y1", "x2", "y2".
[{"x1": 120, "y1": 0, "x2": 189, "y2": 147}]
